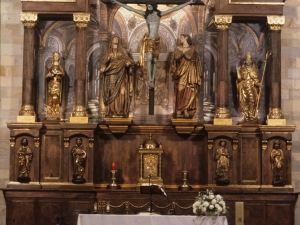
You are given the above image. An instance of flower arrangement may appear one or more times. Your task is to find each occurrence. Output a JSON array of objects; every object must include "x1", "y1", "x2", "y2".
[{"x1": 193, "y1": 189, "x2": 227, "y2": 216}]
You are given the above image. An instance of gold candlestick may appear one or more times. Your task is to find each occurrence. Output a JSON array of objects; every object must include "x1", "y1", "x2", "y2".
[
  {"x1": 178, "y1": 170, "x2": 192, "y2": 191},
  {"x1": 107, "y1": 170, "x2": 120, "y2": 189}
]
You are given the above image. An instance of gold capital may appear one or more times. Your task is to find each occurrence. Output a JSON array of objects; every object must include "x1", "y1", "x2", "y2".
[
  {"x1": 267, "y1": 16, "x2": 285, "y2": 31},
  {"x1": 73, "y1": 13, "x2": 90, "y2": 28},
  {"x1": 20, "y1": 12, "x2": 38, "y2": 28},
  {"x1": 214, "y1": 15, "x2": 232, "y2": 30}
]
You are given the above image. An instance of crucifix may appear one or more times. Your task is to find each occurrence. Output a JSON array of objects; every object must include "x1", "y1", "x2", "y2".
[{"x1": 110, "y1": 0, "x2": 203, "y2": 114}]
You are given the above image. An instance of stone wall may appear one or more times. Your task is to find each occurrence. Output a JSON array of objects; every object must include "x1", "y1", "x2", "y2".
[
  {"x1": 0, "y1": 0, "x2": 300, "y2": 224},
  {"x1": 0, "y1": 0, "x2": 23, "y2": 224}
]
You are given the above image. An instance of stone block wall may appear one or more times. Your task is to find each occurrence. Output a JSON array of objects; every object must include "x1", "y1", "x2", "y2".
[{"x1": 1, "y1": 0, "x2": 300, "y2": 224}]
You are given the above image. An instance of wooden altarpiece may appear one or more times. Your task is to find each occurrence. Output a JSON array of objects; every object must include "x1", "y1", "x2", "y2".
[{"x1": 3, "y1": 0, "x2": 298, "y2": 224}]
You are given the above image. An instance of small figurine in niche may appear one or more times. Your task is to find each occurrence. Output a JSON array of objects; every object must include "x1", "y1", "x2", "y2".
[
  {"x1": 236, "y1": 52, "x2": 261, "y2": 122},
  {"x1": 110, "y1": 0, "x2": 196, "y2": 89},
  {"x1": 45, "y1": 51, "x2": 64, "y2": 120},
  {"x1": 17, "y1": 138, "x2": 33, "y2": 183},
  {"x1": 100, "y1": 34, "x2": 134, "y2": 117},
  {"x1": 215, "y1": 140, "x2": 230, "y2": 185},
  {"x1": 71, "y1": 137, "x2": 87, "y2": 184},
  {"x1": 270, "y1": 139, "x2": 284, "y2": 185},
  {"x1": 171, "y1": 34, "x2": 202, "y2": 119}
]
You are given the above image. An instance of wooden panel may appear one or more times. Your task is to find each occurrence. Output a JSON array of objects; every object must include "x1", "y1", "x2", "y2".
[
  {"x1": 265, "y1": 204, "x2": 292, "y2": 225},
  {"x1": 244, "y1": 203, "x2": 263, "y2": 225},
  {"x1": 22, "y1": 0, "x2": 89, "y2": 13},
  {"x1": 240, "y1": 136, "x2": 260, "y2": 184},
  {"x1": 95, "y1": 133, "x2": 206, "y2": 186},
  {"x1": 7, "y1": 200, "x2": 35, "y2": 225},
  {"x1": 41, "y1": 131, "x2": 63, "y2": 182},
  {"x1": 38, "y1": 200, "x2": 65, "y2": 225}
]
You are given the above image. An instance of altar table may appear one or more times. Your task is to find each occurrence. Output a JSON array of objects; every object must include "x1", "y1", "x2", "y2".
[{"x1": 77, "y1": 214, "x2": 228, "y2": 225}]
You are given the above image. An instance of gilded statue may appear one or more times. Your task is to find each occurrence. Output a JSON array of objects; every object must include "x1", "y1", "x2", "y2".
[
  {"x1": 45, "y1": 51, "x2": 64, "y2": 119},
  {"x1": 236, "y1": 52, "x2": 261, "y2": 122},
  {"x1": 71, "y1": 137, "x2": 87, "y2": 184},
  {"x1": 110, "y1": 0, "x2": 196, "y2": 89},
  {"x1": 171, "y1": 34, "x2": 202, "y2": 119},
  {"x1": 17, "y1": 138, "x2": 33, "y2": 183},
  {"x1": 215, "y1": 140, "x2": 230, "y2": 185},
  {"x1": 100, "y1": 34, "x2": 134, "y2": 117},
  {"x1": 270, "y1": 139, "x2": 284, "y2": 185}
]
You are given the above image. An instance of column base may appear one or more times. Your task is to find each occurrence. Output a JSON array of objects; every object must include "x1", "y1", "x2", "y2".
[
  {"x1": 69, "y1": 116, "x2": 89, "y2": 123},
  {"x1": 213, "y1": 118, "x2": 233, "y2": 125},
  {"x1": 17, "y1": 115, "x2": 36, "y2": 123},
  {"x1": 267, "y1": 119, "x2": 286, "y2": 126}
]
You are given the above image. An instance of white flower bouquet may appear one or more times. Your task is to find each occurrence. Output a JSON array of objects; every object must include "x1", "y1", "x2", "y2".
[{"x1": 193, "y1": 189, "x2": 227, "y2": 216}]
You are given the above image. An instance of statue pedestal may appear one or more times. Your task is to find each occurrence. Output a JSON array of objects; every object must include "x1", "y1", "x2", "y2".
[{"x1": 171, "y1": 119, "x2": 199, "y2": 134}]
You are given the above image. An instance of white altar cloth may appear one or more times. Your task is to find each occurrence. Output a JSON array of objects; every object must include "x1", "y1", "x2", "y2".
[{"x1": 77, "y1": 214, "x2": 228, "y2": 225}]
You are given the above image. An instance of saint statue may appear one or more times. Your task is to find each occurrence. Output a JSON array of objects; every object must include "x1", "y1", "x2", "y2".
[
  {"x1": 270, "y1": 139, "x2": 284, "y2": 185},
  {"x1": 100, "y1": 34, "x2": 134, "y2": 117},
  {"x1": 215, "y1": 140, "x2": 230, "y2": 185},
  {"x1": 45, "y1": 51, "x2": 64, "y2": 120},
  {"x1": 236, "y1": 52, "x2": 261, "y2": 122},
  {"x1": 17, "y1": 138, "x2": 33, "y2": 183},
  {"x1": 110, "y1": 0, "x2": 196, "y2": 89},
  {"x1": 71, "y1": 137, "x2": 87, "y2": 184},
  {"x1": 171, "y1": 34, "x2": 202, "y2": 119}
]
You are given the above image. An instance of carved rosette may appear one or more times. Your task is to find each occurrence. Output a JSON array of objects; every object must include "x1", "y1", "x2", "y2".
[
  {"x1": 262, "y1": 140, "x2": 268, "y2": 151},
  {"x1": 10, "y1": 137, "x2": 15, "y2": 147},
  {"x1": 268, "y1": 108, "x2": 284, "y2": 119},
  {"x1": 233, "y1": 140, "x2": 238, "y2": 151},
  {"x1": 215, "y1": 107, "x2": 231, "y2": 118},
  {"x1": 208, "y1": 140, "x2": 213, "y2": 150},
  {"x1": 267, "y1": 16, "x2": 285, "y2": 31},
  {"x1": 89, "y1": 138, "x2": 94, "y2": 148},
  {"x1": 64, "y1": 138, "x2": 70, "y2": 148},
  {"x1": 19, "y1": 104, "x2": 36, "y2": 116},
  {"x1": 20, "y1": 12, "x2": 38, "y2": 28},
  {"x1": 287, "y1": 140, "x2": 292, "y2": 151},
  {"x1": 34, "y1": 138, "x2": 40, "y2": 148},
  {"x1": 71, "y1": 105, "x2": 87, "y2": 117},
  {"x1": 214, "y1": 15, "x2": 232, "y2": 30},
  {"x1": 73, "y1": 13, "x2": 90, "y2": 28}
]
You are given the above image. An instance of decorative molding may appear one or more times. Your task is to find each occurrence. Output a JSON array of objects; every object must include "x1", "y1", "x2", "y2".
[
  {"x1": 73, "y1": 13, "x2": 90, "y2": 28},
  {"x1": 267, "y1": 16, "x2": 285, "y2": 31},
  {"x1": 20, "y1": 12, "x2": 38, "y2": 28},
  {"x1": 214, "y1": 15, "x2": 232, "y2": 30}
]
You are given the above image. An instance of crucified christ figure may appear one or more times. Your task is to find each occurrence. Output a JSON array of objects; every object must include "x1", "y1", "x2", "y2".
[{"x1": 111, "y1": 0, "x2": 196, "y2": 89}]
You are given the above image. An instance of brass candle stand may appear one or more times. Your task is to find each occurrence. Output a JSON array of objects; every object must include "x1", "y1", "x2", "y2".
[
  {"x1": 107, "y1": 170, "x2": 120, "y2": 189},
  {"x1": 178, "y1": 170, "x2": 192, "y2": 191}
]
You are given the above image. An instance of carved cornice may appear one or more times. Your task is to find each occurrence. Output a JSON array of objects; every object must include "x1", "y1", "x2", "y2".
[
  {"x1": 73, "y1": 13, "x2": 90, "y2": 28},
  {"x1": 214, "y1": 15, "x2": 232, "y2": 30},
  {"x1": 267, "y1": 16, "x2": 285, "y2": 31},
  {"x1": 20, "y1": 12, "x2": 38, "y2": 28}
]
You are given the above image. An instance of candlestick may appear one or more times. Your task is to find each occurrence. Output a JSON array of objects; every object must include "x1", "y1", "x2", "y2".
[
  {"x1": 111, "y1": 162, "x2": 116, "y2": 170},
  {"x1": 107, "y1": 170, "x2": 120, "y2": 189},
  {"x1": 178, "y1": 170, "x2": 192, "y2": 191}
]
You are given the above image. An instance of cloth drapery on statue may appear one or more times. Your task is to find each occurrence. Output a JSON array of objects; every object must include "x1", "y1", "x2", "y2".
[
  {"x1": 100, "y1": 34, "x2": 134, "y2": 117},
  {"x1": 139, "y1": 34, "x2": 160, "y2": 67}
]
